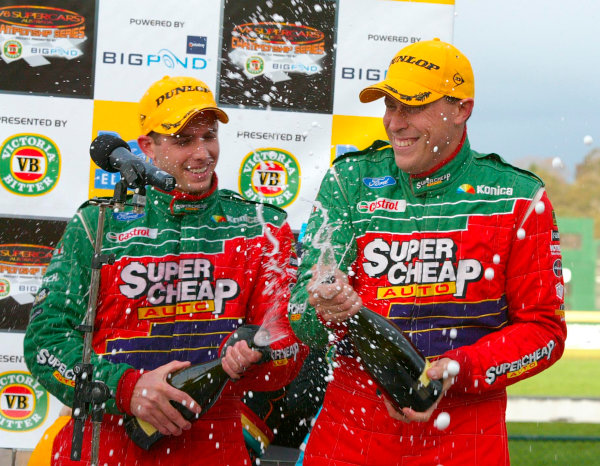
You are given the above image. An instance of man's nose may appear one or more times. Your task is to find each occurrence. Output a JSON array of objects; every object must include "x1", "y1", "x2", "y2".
[
  {"x1": 387, "y1": 110, "x2": 410, "y2": 131},
  {"x1": 190, "y1": 139, "x2": 210, "y2": 157}
]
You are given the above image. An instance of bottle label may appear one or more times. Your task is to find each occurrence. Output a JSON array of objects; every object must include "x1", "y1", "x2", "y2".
[
  {"x1": 418, "y1": 360, "x2": 432, "y2": 387},
  {"x1": 138, "y1": 418, "x2": 158, "y2": 436}
]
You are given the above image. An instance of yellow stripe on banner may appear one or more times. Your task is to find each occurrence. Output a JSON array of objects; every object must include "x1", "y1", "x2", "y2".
[{"x1": 566, "y1": 311, "x2": 600, "y2": 323}]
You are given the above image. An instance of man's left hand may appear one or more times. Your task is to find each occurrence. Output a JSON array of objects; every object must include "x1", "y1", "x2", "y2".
[
  {"x1": 381, "y1": 357, "x2": 457, "y2": 423},
  {"x1": 221, "y1": 340, "x2": 263, "y2": 380}
]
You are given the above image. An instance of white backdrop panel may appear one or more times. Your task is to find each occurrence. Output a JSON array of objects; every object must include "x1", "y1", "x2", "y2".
[
  {"x1": 219, "y1": 108, "x2": 333, "y2": 231},
  {"x1": 94, "y1": 0, "x2": 223, "y2": 101},
  {"x1": 333, "y1": 0, "x2": 455, "y2": 117},
  {"x1": 0, "y1": 94, "x2": 92, "y2": 218},
  {"x1": 0, "y1": 332, "x2": 63, "y2": 449}
]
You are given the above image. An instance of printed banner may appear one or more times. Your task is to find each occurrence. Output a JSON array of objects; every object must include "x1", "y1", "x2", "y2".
[
  {"x1": 0, "y1": 332, "x2": 63, "y2": 449},
  {"x1": 0, "y1": 216, "x2": 66, "y2": 331},
  {"x1": 94, "y1": 0, "x2": 222, "y2": 102},
  {"x1": 0, "y1": 0, "x2": 457, "y2": 453},
  {"x1": 0, "y1": 0, "x2": 97, "y2": 98},
  {"x1": 333, "y1": 0, "x2": 454, "y2": 117},
  {"x1": 0, "y1": 94, "x2": 93, "y2": 217},
  {"x1": 218, "y1": 0, "x2": 337, "y2": 113},
  {"x1": 219, "y1": 108, "x2": 333, "y2": 230}
]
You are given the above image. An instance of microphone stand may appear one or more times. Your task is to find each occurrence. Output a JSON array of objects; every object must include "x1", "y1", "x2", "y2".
[{"x1": 70, "y1": 171, "x2": 147, "y2": 463}]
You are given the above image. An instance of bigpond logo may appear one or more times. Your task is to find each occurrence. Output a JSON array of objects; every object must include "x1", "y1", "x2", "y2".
[{"x1": 0, "y1": 133, "x2": 61, "y2": 196}]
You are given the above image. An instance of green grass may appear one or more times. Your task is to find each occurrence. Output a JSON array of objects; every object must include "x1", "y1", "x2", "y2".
[
  {"x1": 508, "y1": 422, "x2": 600, "y2": 465},
  {"x1": 506, "y1": 351, "x2": 600, "y2": 398}
]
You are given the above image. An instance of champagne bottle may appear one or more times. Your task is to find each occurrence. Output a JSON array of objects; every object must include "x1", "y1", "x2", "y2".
[
  {"x1": 347, "y1": 307, "x2": 443, "y2": 412},
  {"x1": 124, "y1": 324, "x2": 271, "y2": 450}
]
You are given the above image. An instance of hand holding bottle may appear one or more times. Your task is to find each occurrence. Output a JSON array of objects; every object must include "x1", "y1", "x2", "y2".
[
  {"x1": 307, "y1": 266, "x2": 362, "y2": 324},
  {"x1": 380, "y1": 357, "x2": 458, "y2": 423},
  {"x1": 129, "y1": 360, "x2": 202, "y2": 437},
  {"x1": 221, "y1": 339, "x2": 264, "y2": 380},
  {"x1": 124, "y1": 325, "x2": 272, "y2": 450}
]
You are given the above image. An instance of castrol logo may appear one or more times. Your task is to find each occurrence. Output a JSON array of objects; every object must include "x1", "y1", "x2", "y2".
[{"x1": 106, "y1": 227, "x2": 157, "y2": 243}]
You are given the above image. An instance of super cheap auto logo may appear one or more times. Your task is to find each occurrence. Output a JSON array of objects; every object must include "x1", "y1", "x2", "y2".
[
  {"x1": 0, "y1": 134, "x2": 61, "y2": 196},
  {"x1": 363, "y1": 237, "x2": 483, "y2": 299},
  {"x1": 0, "y1": 371, "x2": 49, "y2": 432},
  {"x1": 239, "y1": 148, "x2": 300, "y2": 208},
  {"x1": 119, "y1": 257, "x2": 240, "y2": 317}
]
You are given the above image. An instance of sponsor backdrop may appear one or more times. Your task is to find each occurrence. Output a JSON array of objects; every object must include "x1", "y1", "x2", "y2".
[{"x1": 0, "y1": 0, "x2": 455, "y2": 450}]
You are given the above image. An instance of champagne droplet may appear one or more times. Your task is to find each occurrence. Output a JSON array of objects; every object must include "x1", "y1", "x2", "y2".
[
  {"x1": 447, "y1": 360, "x2": 460, "y2": 377},
  {"x1": 434, "y1": 411, "x2": 450, "y2": 430},
  {"x1": 535, "y1": 201, "x2": 545, "y2": 214}
]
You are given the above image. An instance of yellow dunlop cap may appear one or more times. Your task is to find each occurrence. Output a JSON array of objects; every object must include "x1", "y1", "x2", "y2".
[
  {"x1": 359, "y1": 38, "x2": 474, "y2": 106},
  {"x1": 138, "y1": 76, "x2": 229, "y2": 135}
]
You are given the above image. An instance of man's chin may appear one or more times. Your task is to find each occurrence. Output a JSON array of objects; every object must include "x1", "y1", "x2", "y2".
[{"x1": 179, "y1": 182, "x2": 212, "y2": 195}]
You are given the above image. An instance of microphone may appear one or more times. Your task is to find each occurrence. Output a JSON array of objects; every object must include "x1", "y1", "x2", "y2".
[{"x1": 90, "y1": 134, "x2": 175, "y2": 192}]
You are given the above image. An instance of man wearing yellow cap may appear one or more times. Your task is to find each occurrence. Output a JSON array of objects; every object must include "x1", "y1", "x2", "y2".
[
  {"x1": 289, "y1": 39, "x2": 566, "y2": 464},
  {"x1": 24, "y1": 76, "x2": 307, "y2": 465}
]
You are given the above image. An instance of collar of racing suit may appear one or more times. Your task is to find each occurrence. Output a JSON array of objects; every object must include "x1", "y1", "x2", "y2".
[
  {"x1": 149, "y1": 173, "x2": 220, "y2": 216},
  {"x1": 406, "y1": 128, "x2": 471, "y2": 197}
]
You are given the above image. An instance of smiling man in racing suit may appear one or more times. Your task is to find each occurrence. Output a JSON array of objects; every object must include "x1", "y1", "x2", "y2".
[
  {"x1": 289, "y1": 39, "x2": 567, "y2": 465},
  {"x1": 24, "y1": 76, "x2": 307, "y2": 465}
]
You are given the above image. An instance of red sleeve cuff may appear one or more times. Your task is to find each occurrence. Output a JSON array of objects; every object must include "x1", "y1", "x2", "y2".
[{"x1": 116, "y1": 368, "x2": 143, "y2": 416}]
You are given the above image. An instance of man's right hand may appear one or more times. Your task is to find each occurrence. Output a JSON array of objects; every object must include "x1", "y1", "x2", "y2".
[
  {"x1": 129, "y1": 360, "x2": 202, "y2": 436},
  {"x1": 307, "y1": 266, "x2": 362, "y2": 324}
]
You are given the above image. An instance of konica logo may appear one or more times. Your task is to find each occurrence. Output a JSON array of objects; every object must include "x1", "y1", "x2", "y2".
[{"x1": 102, "y1": 49, "x2": 207, "y2": 70}]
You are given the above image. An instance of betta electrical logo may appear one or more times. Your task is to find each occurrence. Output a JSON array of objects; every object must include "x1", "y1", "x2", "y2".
[
  {"x1": 186, "y1": 35, "x2": 207, "y2": 55},
  {"x1": 0, "y1": 371, "x2": 49, "y2": 432},
  {"x1": 239, "y1": 148, "x2": 300, "y2": 208},
  {"x1": 0, "y1": 133, "x2": 61, "y2": 196}
]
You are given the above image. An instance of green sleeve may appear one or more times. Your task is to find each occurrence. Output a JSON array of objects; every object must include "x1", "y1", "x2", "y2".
[
  {"x1": 289, "y1": 166, "x2": 357, "y2": 348},
  {"x1": 23, "y1": 207, "x2": 133, "y2": 414}
]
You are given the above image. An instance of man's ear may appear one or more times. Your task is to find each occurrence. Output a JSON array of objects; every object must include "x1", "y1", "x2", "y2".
[
  {"x1": 137, "y1": 134, "x2": 155, "y2": 161},
  {"x1": 455, "y1": 98, "x2": 474, "y2": 124}
]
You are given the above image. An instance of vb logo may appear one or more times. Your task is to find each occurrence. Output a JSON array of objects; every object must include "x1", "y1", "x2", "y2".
[
  {"x1": 0, "y1": 133, "x2": 61, "y2": 196},
  {"x1": 0, "y1": 371, "x2": 49, "y2": 432},
  {"x1": 239, "y1": 148, "x2": 300, "y2": 207}
]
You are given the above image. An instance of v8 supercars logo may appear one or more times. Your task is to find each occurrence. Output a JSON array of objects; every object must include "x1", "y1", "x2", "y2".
[
  {"x1": 230, "y1": 22, "x2": 325, "y2": 81},
  {"x1": 0, "y1": 371, "x2": 49, "y2": 432}
]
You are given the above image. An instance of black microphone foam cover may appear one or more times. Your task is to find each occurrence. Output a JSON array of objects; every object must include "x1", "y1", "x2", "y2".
[{"x1": 90, "y1": 134, "x2": 131, "y2": 172}]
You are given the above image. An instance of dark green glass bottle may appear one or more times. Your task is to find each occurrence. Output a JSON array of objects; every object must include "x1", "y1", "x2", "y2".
[
  {"x1": 124, "y1": 324, "x2": 271, "y2": 450},
  {"x1": 347, "y1": 307, "x2": 443, "y2": 412}
]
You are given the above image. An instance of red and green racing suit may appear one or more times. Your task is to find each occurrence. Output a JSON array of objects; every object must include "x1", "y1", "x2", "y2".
[
  {"x1": 289, "y1": 134, "x2": 567, "y2": 465},
  {"x1": 25, "y1": 180, "x2": 307, "y2": 465}
]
